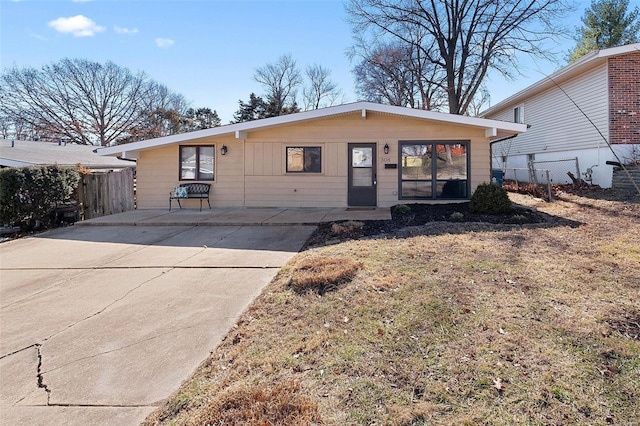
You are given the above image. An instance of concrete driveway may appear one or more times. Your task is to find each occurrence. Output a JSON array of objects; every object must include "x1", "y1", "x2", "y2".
[{"x1": 0, "y1": 224, "x2": 315, "y2": 425}]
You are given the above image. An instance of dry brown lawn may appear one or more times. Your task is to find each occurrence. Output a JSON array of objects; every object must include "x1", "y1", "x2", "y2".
[{"x1": 144, "y1": 190, "x2": 639, "y2": 426}]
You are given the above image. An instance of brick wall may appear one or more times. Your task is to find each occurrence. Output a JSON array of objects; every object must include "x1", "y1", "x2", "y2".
[{"x1": 609, "y1": 52, "x2": 640, "y2": 144}]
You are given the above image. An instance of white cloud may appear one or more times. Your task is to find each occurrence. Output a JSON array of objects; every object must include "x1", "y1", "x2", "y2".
[
  {"x1": 114, "y1": 26, "x2": 139, "y2": 35},
  {"x1": 155, "y1": 38, "x2": 175, "y2": 48},
  {"x1": 48, "y1": 15, "x2": 105, "y2": 37}
]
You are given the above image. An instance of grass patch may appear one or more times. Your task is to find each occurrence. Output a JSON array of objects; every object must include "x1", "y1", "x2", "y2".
[
  {"x1": 190, "y1": 380, "x2": 320, "y2": 425},
  {"x1": 286, "y1": 254, "x2": 362, "y2": 295},
  {"x1": 145, "y1": 192, "x2": 640, "y2": 425}
]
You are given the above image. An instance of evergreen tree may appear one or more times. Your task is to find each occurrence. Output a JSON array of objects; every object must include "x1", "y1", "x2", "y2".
[
  {"x1": 232, "y1": 93, "x2": 269, "y2": 123},
  {"x1": 184, "y1": 108, "x2": 220, "y2": 130},
  {"x1": 569, "y1": 0, "x2": 640, "y2": 62}
]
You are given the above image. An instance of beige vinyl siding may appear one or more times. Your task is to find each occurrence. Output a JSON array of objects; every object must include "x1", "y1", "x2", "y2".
[
  {"x1": 136, "y1": 111, "x2": 495, "y2": 208},
  {"x1": 137, "y1": 136, "x2": 244, "y2": 208},
  {"x1": 242, "y1": 112, "x2": 490, "y2": 207},
  {"x1": 469, "y1": 138, "x2": 490, "y2": 191},
  {"x1": 244, "y1": 176, "x2": 347, "y2": 207},
  {"x1": 490, "y1": 63, "x2": 609, "y2": 156},
  {"x1": 136, "y1": 145, "x2": 178, "y2": 208},
  {"x1": 212, "y1": 136, "x2": 244, "y2": 206}
]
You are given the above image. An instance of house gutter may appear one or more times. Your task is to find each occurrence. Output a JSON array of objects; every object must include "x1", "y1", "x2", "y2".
[
  {"x1": 116, "y1": 156, "x2": 137, "y2": 163},
  {"x1": 489, "y1": 133, "x2": 520, "y2": 171}
]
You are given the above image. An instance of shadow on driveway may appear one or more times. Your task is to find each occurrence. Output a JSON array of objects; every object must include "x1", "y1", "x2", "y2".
[{"x1": 0, "y1": 225, "x2": 315, "y2": 426}]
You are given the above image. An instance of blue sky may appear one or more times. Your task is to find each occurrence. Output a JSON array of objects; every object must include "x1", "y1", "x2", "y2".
[{"x1": 0, "y1": 0, "x2": 621, "y2": 123}]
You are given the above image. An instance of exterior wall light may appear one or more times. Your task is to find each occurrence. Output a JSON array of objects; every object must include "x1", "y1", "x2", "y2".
[
  {"x1": 384, "y1": 143, "x2": 390, "y2": 154},
  {"x1": 220, "y1": 145, "x2": 228, "y2": 155}
]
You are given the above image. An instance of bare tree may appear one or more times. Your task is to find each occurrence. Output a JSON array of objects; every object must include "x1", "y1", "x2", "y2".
[
  {"x1": 350, "y1": 37, "x2": 447, "y2": 110},
  {"x1": 254, "y1": 54, "x2": 303, "y2": 116},
  {"x1": 0, "y1": 113, "x2": 10, "y2": 139},
  {"x1": 0, "y1": 58, "x2": 151, "y2": 146},
  {"x1": 352, "y1": 42, "x2": 416, "y2": 106},
  {"x1": 303, "y1": 64, "x2": 341, "y2": 110},
  {"x1": 135, "y1": 82, "x2": 191, "y2": 139},
  {"x1": 347, "y1": 0, "x2": 571, "y2": 115},
  {"x1": 466, "y1": 85, "x2": 491, "y2": 117}
]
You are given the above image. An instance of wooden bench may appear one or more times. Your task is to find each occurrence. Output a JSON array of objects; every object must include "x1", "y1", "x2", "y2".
[{"x1": 169, "y1": 183, "x2": 212, "y2": 211}]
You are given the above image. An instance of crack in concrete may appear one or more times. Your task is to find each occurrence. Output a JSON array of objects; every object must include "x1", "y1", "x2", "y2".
[
  {"x1": 175, "y1": 245, "x2": 210, "y2": 266},
  {"x1": 43, "y1": 269, "x2": 169, "y2": 343},
  {"x1": 100, "y1": 225, "x2": 202, "y2": 268},
  {"x1": 0, "y1": 343, "x2": 38, "y2": 360},
  {"x1": 43, "y1": 323, "x2": 203, "y2": 374},
  {"x1": 1, "y1": 270, "x2": 95, "y2": 309},
  {"x1": 36, "y1": 344, "x2": 51, "y2": 405},
  {"x1": 10, "y1": 268, "x2": 172, "y2": 407},
  {"x1": 1, "y1": 284, "x2": 60, "y2": 309}
]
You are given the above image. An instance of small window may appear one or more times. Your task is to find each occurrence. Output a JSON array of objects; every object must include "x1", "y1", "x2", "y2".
[
  {"x1": 513, "y1": 106, "x2": 524, "y2": 124},
  {"x1": 180, "y1": 145, "x2": 214, "y2": 181},
  {"x1": 286, "y1": 147, "x2": 321, "y2": 173}
]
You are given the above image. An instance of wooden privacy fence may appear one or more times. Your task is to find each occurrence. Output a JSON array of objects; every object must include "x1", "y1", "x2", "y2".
[{"x1": 77, "y1": 168, "x2": 135, "y2": 219}]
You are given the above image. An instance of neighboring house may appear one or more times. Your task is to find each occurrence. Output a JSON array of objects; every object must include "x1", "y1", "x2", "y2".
[
  {"x1": 0, "y1": 139, "x2": 135, "y2": 169},
  {"x1": 481, "y1": 43, "x2": 639, "y2": 189},
  {"x1": 97, "y1": 102, "x2": 525, "y2": 209}
]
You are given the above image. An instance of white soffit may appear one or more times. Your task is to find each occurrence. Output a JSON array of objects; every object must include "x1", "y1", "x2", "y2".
[{"x1": 97, "y1": 101, "x2": 527, "y2": 157}]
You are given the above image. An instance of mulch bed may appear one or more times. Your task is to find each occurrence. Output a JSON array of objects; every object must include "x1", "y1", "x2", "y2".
[{"x1": 304, "y1": 202, "x2": 553, "y2": 249}]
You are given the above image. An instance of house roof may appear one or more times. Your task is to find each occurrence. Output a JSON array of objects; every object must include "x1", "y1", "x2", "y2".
[
  {"x1": 480, "y1": 43, "x2": 640, "y2": 117},
  {"x1": 97, "y1": 101, "x2": 527, "y2": 159},
  {"x1": 1, "y1": 139, "x2": 135, "y2": 169}
]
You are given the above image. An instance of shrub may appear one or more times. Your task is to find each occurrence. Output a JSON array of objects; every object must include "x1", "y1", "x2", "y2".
[
  {"x1": 469, "y1": 183, "x2": 512, "y2": 214},
  {"x1": 510, "y1": 214, "x2": 528, "y2": 224},
  {"x1": 0, "y1": 165, "x2": 80, "y2": 229},
  {"x1": 393, "y1": 204, "x2": 412, "y2": 215},
  {"x1": 449, "y1": 211, "x2": 464, "y2": 221},
  {"x1": 391, "y1": 204, "x2": 415, "y2": 224}
]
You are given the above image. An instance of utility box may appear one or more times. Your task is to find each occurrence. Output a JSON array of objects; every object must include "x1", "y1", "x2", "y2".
[{"x1": 491, "y1": 169, "x2": 504, "y2": 187}]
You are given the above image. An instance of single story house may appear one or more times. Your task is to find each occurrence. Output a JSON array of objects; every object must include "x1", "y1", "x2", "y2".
[
  {"x1": 481, "y1": 43, "x2": 639, "y2": 188},
  {"x1": 0, "y1": 139, "x2": 135, "y2": 170},
  {"x1": 97, "y1": 102, "x2": 525, "y2": 209}
]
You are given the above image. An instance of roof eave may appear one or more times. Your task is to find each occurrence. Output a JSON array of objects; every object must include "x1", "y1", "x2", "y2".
[
  {"x1": 480, "y1": 43, "x2": 640, "y2": 117},
  {"x1": 98, "y1": 101, "x2": 526, "y2": 157}
]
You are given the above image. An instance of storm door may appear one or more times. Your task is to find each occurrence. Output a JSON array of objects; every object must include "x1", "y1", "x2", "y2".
[{"x1": 348, "y1": 143, "x2": 377, "y2": 206}]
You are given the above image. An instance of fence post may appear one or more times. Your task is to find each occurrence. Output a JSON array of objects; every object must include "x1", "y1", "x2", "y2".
[
  {"x1": 529, "y1": 161, "x2": 539, "y2": 184},
  {"x1": 546, "y1": 170, "x2": 553, "y2": 201},
  {"x1": 575, "y1": 157, "x2": 581, "y2": 182}
]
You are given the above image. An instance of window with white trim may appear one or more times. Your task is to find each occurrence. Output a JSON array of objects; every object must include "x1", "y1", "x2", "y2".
[{"x1": 513, "y1": 106, "x2": 524, "y2": 124}]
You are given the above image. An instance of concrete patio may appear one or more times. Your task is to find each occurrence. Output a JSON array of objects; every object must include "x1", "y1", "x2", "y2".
[{"x1": 76, "y1": 206, "x2": 392, "y2": 227}]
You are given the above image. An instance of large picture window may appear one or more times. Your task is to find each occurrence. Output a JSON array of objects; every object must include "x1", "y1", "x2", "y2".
[
  {"x1": 286, "y1": 147, "x2": 321, "y2": 173},
  {"x1": 180, "y1": 145, "x2": 214, "y2": 181},
  {"x1": 400, "y1": 141, "x2": 469, "y2": 199}
]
